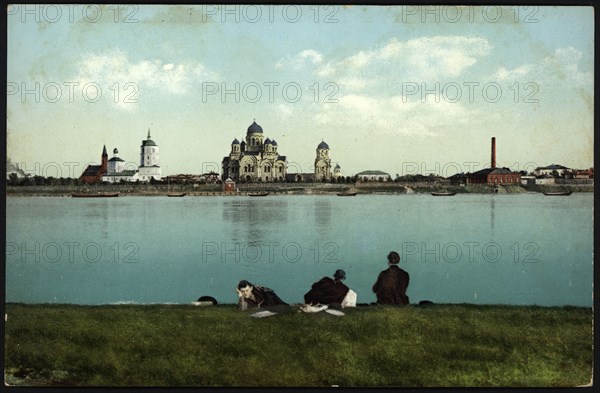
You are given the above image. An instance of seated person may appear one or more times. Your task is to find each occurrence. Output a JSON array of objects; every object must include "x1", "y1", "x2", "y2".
[
  {"x1": 236, "y1": 280, "x2": 287, "y2": 310},
  {"x1": 372, "y1": 251, "x2": 410, "y2": 305},
  {"x1": 304, "y1": 269, "x2": 357, "y2": 308}
]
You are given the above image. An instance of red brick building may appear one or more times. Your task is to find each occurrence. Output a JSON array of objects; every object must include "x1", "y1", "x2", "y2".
[
  {"x1": 80, "y1": 145, "x2": 108, "y2": 184},
  {"x1": 466, "y1": 137, "x2": 521, "y2": 185}
]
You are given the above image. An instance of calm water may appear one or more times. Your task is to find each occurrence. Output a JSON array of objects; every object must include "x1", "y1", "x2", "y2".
[{"x1": 5, "y1": 193, "x2": 594, "y2": 307}]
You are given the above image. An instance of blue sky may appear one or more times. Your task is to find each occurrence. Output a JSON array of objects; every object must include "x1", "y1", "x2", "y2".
[{"x1": 7, "y1": 5, "x2": 594, "y2": 177}]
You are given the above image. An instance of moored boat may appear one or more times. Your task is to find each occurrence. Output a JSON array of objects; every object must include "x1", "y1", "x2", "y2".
[
  {"x1": 431, "y1": 191, "x2": 456, "y2": 196},
  {"x1": 337, "y1": 192, "x2": 357, "y2": 196},
  {"x1": 167, "y1": 193, "x2": 186, "y2": 197},
  {"x1": 248, "y1": 192, "x2": 269, "y2": 197},
  {"x1": 543, "y1": 191, "x2": 573, "y2": 196},
  {"x1": 71, "y1": 192, "x2": 119, "y2": 198}
]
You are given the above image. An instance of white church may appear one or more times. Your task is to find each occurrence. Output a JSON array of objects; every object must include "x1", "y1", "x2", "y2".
[{"x1": 102, "y1": 129, "x2": 162, "y2": 183}]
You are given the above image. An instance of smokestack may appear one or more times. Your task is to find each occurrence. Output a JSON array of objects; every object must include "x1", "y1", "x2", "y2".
[{"x1": 491, "y1": 137, "x2": 496, "y2": 169}]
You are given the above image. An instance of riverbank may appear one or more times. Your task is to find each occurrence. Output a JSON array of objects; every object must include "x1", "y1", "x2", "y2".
[
  {"x1": 4, "y1": 303, "x2": 592, "y2": 387},
  {"x1": 5, "y1": 182, "x2": 594, "y2": 196}
]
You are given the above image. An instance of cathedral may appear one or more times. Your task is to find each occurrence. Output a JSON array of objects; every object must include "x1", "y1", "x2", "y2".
[{"x1": 222, "y1": 121, "x2": 288, "y2": 182}]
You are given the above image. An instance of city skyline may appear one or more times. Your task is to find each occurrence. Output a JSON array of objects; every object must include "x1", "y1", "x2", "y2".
[{"x1": 7, "y1": 5, "x2": 594, "y2": 177}]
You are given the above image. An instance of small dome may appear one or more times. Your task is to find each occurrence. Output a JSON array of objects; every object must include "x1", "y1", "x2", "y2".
[
  {"x1": 271, "y1": 140, "x2": 278, "y2": 146},
  {"x1": 247, "y1": 121, "x2": 263, "y2": 134},
  {"x1": 264, "y1": 138, "x2": 272, "y2": 145},
  {"x1": 232, "y1": 138, "x2": 240, "y2": 144},
  {"x1": 317, "y1": 141, "x2": 329, "y2": 149},
  {"x1": 335, "y1": 163, "x2": 341, "y2": 169},
  {"x1": 143, "y1": 139, "x2": 157, "y2": 147},
  {"x1": 113, "y1": 148, "x2": 119, "y2": 154},
  {"x1": 240, "y1": 141, "x2": 246, "y2": 146}
]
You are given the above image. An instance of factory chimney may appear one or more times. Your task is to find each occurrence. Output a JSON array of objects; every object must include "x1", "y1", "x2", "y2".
[{"x1": 491, "y1": 137, "x2": 496, "y2": 169}]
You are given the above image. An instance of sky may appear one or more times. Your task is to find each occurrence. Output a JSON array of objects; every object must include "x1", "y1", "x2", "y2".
[{"x1": 6, "y1": 5, "x2": 594, "y2": 178}]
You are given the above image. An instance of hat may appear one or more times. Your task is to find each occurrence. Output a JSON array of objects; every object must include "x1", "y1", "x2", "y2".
[{"x1": 334, "y1": 269, "x2": 346, "y2": 280}]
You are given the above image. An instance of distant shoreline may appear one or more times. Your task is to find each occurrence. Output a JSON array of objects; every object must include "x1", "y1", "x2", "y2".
[{"x1": 6, "y1": 182, "x2": 594, "y2": 197}]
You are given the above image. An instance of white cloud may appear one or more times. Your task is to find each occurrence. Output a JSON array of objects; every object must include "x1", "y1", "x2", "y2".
[
  {"x1": 276, "y1": 103, "x2": 293, "y2": 119},
  {"x1": 492, "y1": 47, "x2": 592, "y2": 88},
  {"x1": 543, "y1": 47, "x2": 592, "y2": 87},
  {"x1": 75, "y1": 49, "x2": 217, "y2": 100},
  {"x1": 494, "y1": 64, "x2": 533, "y2": 80},
  {"x1": 275, "y1": 49, "x2": 323, "y2": 70},
  {"x1": 314, "y1": 93, "x2": 475, "y2": 137},
  {"x1": 317, "y1": 36, "x2": 491, "y2": 80}
]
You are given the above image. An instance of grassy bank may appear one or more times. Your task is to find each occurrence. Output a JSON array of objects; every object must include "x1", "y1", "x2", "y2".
[{"x1": 4, "y1": 303, "x2": 592, "y2": 387}]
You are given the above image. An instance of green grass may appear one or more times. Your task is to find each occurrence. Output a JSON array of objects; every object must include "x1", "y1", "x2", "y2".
[{"x1": 4, "y1": 303, "x2": 592, "y2": 387}]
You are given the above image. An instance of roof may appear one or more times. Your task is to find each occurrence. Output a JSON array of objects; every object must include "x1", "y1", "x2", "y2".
[
  {"x1": 264, "y1": 138, "x2": 272, "y2": 144},
  {"x1": 470, "y1": 167, "x2": 518, "y2": 176},
  {"x1": 142, "y1": 139, "x2": 157, "y2": 147},
  {"x1": 108, "y1": 157, "x2": 125, "y2": 162},
  {"x1": 247, "y1": 121, "x2": 263, "y2": 134},
  {"x1": 271, "y1": 140, "x2": 278, "y2": 146},
  {"x1": 356, "y1": 170, "x2": 390, "y2": 176},
  {"x1": 317, "y1": 141, "x2": 329, "y2": 149},
  {"x1": 102, "y1": 145, "x2": 108, "y2": 156},
  {"x1": 232, "y1": 138, "x2": 240, "y2": 144},
  {"x1": 277, "y1": 155, "x2": 287, "y2": 161},
  {"x1": 81, "y1": 165, "x2": 103, "y2": 177},
  {"x1": 536, "y1": 164, "x2": 568, "y2": 170}
]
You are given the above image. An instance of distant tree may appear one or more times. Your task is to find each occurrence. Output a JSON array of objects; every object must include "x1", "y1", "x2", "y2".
[{"x1": 7, "y1": 173, "x2": 18, "y2": 186}]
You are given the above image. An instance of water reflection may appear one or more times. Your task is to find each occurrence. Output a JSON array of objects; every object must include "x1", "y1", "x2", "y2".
[
  {"x1": 490, "y1": 197, "x2": 495, "y2": 231},
  {"x1": 313, "y1": 198, "x2": 332, "y2": 236},
  {"x1": 222, "y1": 198, "x2": 289, "y2": 243},
  {"x1": 78, "y1": 200, "x2": 111, "y2": 239}
]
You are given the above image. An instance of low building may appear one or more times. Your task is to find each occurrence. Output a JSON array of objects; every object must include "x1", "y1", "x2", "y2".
[
  {"x1": 223, "y1": 177, "x2": 236, "y2": 192},
  {"x1": 574, "y1": 168, "x2": 594, "y2": 179},
  {"x1": 534, "y1": 164, "x2": 570, "y2": 177},
  {"x1": 520, "y1": 175, "x2": 535, "y2": 185},
  {"x1": 467, "y1": 167, "x2": 521, "y2": 185},
  {"x1": 534, "y1": 174, "x2": 555, "y2": 185},
  {"x1": 356, "y1": 170, "x2": 392, "y2": 182},
  {"x1": 286, "y1": 173, "x2": 316, "y2": 182}
]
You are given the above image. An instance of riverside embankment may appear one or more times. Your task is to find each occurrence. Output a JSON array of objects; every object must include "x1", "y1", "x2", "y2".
[{"x1": 5, "y1": 182, "x2": 594, "y2": 196}]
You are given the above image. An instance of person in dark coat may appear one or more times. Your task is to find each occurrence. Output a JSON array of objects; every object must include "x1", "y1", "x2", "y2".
[
  {"x1": 236, "y1": 280, "x2": 287, "y2": 310},
  {"x1": 304, "y1": 269, "x2": 350, "y2": 307},
  {"x1": 372, "y1": 251, "x2": 410, "y2": 305}
]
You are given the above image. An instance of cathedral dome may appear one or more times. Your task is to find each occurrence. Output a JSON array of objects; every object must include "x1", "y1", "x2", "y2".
[
  {"x1": 113, "y1": 148, "x2": 119, "y2": 154},
  {"x1": 142, "y1": 139, "x2": 157, "y2": 147},
  {"x1": 264, "y1": 138, "x2": 272, "y2": 145},
  {"x1": 247, "y1": 121, "x2": 263, "y2": 134},
  {"x1": 317, "y1": 141, "x2": 329, "y2": 149},
  {"x1": 232, "y1": 138, "x2": 240, "y2": 144},
  {"x1": 271, "y1": 140, "x2": 278, "y2": 146}
]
